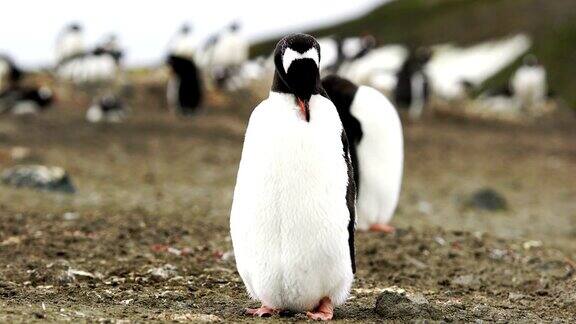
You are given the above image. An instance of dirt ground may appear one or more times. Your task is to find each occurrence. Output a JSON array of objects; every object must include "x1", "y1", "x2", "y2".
[{"x1": 0, "y1": 80, "x2": 575, "y2": 322}]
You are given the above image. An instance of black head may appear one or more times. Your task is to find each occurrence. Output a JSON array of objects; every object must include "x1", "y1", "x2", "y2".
[
  {"x1": 68, "y1": 23, "x2": 82, "y2": 32},
  {"x1": 272, "y1": 33, "x2": 322, "y2": 102},
  {"x1": 180, "y1": 24, "x2": 191, "y2": 34},
  {"x1": 229, "y1": 21, "x2": 240, "y2": 32}
]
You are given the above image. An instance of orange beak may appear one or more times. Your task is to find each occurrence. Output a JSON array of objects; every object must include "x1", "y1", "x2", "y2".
[{"x1": 297, "y1": 98, "x2": 309, "y2": 122}]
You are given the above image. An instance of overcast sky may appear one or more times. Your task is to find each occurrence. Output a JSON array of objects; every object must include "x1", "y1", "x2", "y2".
[{"x1": 0, "y1": 0, "x2": 388, "y2": 67}]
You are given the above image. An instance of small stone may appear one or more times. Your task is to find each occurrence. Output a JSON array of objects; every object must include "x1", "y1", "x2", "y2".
[
  {"x1": 523, "y1": 240, "x2": 543, "y2": 250},
  {"x1": 508, "y1": 292, "x2": 526, "y2": 301},
  {"x1": 170, "y1": 313, "x2": 222, "y2": 322},
  {"x1": 1, "y1": 165, "x2": 75, "y2": 193},
  {"x1": 451, "y1": 274, "x2": 480, "y2": 287},
  {"x1": 63, "y1": 212, "x2": 80, "y2": 221},
  {"x1": 467, "y1": 188, "x2": 508, "y2": 211},
  {"x1": 148, "y1": 264, "x2": 177, "y2": 280},
  {"x1": 375, "y1": 287, "x2": 441, "y2": 320}
]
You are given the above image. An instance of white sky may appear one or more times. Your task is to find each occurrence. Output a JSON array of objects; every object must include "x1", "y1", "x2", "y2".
[{"x1": 0, "y1": 0, "x2": 388, "y2": 68}]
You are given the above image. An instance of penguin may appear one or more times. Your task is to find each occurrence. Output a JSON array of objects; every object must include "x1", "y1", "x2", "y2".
[
  {"x1": 168, "y1": 24, "x2": 198, "y2": 60},
  {"x1": 0, "y1": 86, "x2": 54, "y2": 115},
  {"x1": 166, "y1": 54, "x2": 203, "y2": 115},
  {"x1": 209, "y1": 22, "x2": 249, "y2": 89},
  {"x1": 86, "y1": 94, "x2": 127, "y2": 123},
  {"x1": 323, "y1": 75, "x2": 403, "y2": 233},
  {"x1": 510, "y1": 55, "x2": 547, "y2": 109},
  {"x1": 55, "y1": 23, "x2": 85, "y2": 65},
  {"x1": 94, "y1": 34, "x2": 124, "y2": 65},
  {"x1": 230, "y1": 34, "x2": 356, "y2": 321},
  {"x1": 395, "y1": 47, "x2": 432, "y2": 120},
  {"x1": 55, "y1": 25, "x2": 121, "y2": 84}
]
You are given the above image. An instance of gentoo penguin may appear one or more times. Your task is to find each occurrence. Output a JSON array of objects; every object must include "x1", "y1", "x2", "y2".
[
  {"x1": 323, "y1": 75, "x2": 403, "y2": 233},
  {"x1": 210, "y1": 22, "x2": 249, "y2": 89},
  {"x1": 94, "y1": 34, "x2": 124, "y2": 65},
  {"x1": 395, "y1": 47, "x2": 431, "y2": 120},
  {"x1": 320, "y1": 35, "x2": 376, "y2": 75},
  {"x1": 0, "y1": 86, "x2": 54, "y2": 115},
  {"x1": 510, "y1": 55, "x2": 547, "y2": 109},
  {"x1": 230, "y1": 34, "x2": 356, "y2": 320},
  {"x1": 166, "y1": 54, "x2": 203, "y2": 115},
  {"x1": 168, "y1": 24, "x2": 198, "y2": 59},
  {"x1": 86, "y1": 94, "x2": 127, "y2": 123},
  {"x1": 55, "y1": 23, "x2": 85, "y2": 64},
  {"x1": 55, "y1": 25, "x2": 121, "y2": 84}
]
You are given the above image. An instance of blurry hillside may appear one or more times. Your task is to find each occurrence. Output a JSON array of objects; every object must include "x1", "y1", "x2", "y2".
[{"x1": 253, "y1": 0, "x2": 576, "y2": 108}]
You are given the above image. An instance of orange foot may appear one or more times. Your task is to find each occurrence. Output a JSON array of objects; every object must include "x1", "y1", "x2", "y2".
[
  {"x1": 246, "y1": 305, "x2": 280, "y2": 317},
  {"x1": 369, "y1": 223, "x2": 396, "y2": 233},
  {"x1": 306, "y1": 297, "x2": 333, "y2": 321},
  {"x1": 246, "y1": 305, "x2": 278, "y2": 317}
]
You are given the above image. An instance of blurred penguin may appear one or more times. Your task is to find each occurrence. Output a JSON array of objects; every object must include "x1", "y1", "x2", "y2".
[
  {"x1": 0, "y1": 55, "x2": 23, "y2": 92},
  {"x1": 510, "y1": 55, "x2": 547, "y2": 109},
  {"x1": 55, "y1": 23, "x2": 85, "y2": 64},
  {"x1": 168, "y1": 24, "x2": 198, "y2": 59},
  {"x1": 321, "y1": 35, "x2": 376, "y2": 75},
  {"x1": 323, "y1": 75, "x2": 403, "y2": 233},
  {"x1": 0, "y1": 86, "x2": 54, "y2": 115},
  {"x1": 210, "y1": 22, "x2": 249, "y2": 89},
  {"x1": 166, "y1": 54, "x2": 203, "y2": 115},
  {"x1": 86, "y1": 94, "x2": 128, "y2": 123},
  {"x1": 395, "y1": 47, "x2": 432, "y2": 120},
  {"x1": 94, "y1": 34, "x2": 124, "y2": 65},
  {"x1": 55, "y1": 25, "x2": 121, "y2": 84}
]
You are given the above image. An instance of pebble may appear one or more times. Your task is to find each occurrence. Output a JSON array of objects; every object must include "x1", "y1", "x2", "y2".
[{"x1": 375, "y1": 287, "x2": 441, "y2": 320}]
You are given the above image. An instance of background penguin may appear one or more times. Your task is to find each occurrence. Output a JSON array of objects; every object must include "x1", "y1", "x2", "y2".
[
  {"x1": 511, "y1": 54, "x2": 547, "y2": 109},
  {"x1": 166, "y1": 54, "x2": 203, "y2": 116},
  {"x1": 230, "y1": 34, "x2": 356, "y2": 321},
  {"x1": 93, "y1": 34, "x2": 124, "y2": 65},
  {"x1": 209, "y1": 22, "x2": 249, "y2": 89},
  {"x1": 395, "y1": 47, "x2": 432, "y2": 120},
  {"x1": 55, "y1": 25, "x2": 121, "y2": 84},
  {"x1": 55, "y1": 23, "x2": 85, "y2": 65},
  {"x1": 323, "y1": 75, "x2": 403, "y2": 233},
  {"x1": 0, "y1": 86, "x2": 54, "y2": 115},
  {"x1": 168, "y1": 24, "x2": 198, "y2": 60},
  {"x1": 86, "y1": 94, "x2": 127, "y2": 123}
]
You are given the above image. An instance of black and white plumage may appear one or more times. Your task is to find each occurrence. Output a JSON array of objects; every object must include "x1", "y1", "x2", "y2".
[
  {"x1": 86, "y1": 94, "x2": 127, "y2": 123},
  {"x1": 166, "y1": 55, "x2": 203, "y2": 115},
  {"x1": 208, "y1": 22, "x2": 249, "y2": 89},
  {"x1": 0, "y1": 86, "x2": 54, "y2": 115},
  {"x1": 394, "y1": 48, "x2": 432, "y2": 119},
  {"x1": 168, "y1": 24, "x2": 198, "y2": 60},
  {"x1": 55, "y1": 23, "x2": 85, "y2": 64},
  {"x1": 323, "y1": 75, "x2": 403, "y2": 231},
  {"x1": 230, "y1": 34, "x2": 356, "y2": 319},
  {"x1": 319, "y1": 35, "x2": 376, "y2": 74},
  {"x1": 55, "y1": 25, "x2": 122, "y2": 84}
]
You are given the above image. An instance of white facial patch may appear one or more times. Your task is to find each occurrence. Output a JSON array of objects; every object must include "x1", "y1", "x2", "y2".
[{"x1": 282, "y1": 47, "x2": 319, "y2": 73}]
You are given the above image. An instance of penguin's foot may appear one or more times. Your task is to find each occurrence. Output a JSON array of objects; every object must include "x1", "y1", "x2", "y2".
[
  {"x1": 306, "y1": 297, "x2": 333, "y2": 321},
  {"x1": 246, "y1": 305, "x2": 278, "y2": 317},
  {"x1": 369, "y1": 223, "x2": 396, "y2": 233}
]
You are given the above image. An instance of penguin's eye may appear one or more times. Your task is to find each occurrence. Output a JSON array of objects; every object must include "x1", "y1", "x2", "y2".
[{"x1": 282, "y1": 47, "x2": 319, "y2": 73}]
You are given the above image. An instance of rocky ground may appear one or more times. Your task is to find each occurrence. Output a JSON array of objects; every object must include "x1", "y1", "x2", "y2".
[{"x1": 0, "y1": 82, "x2": 575, "y2": 322}]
